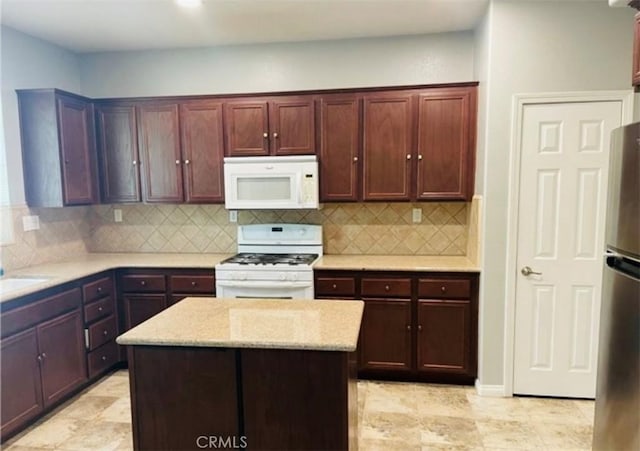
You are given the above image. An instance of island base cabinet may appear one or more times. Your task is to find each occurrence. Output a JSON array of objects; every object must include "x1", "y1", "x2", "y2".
[
  {"x1": 241, "y1": 349, "x2": 356, "y2": 450},
  {"x1": 0, "y1": 329, "x2": 43, "y2": 438},
  {"x1": 128, "y1": 346, "x2": 239, "y2": 451}
]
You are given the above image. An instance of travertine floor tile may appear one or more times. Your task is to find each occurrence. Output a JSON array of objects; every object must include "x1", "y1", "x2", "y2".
[
  {"x1": 475, "y1": 418, "x2": 545, "y2": 450},
  {"x1": 420, "y1": 415, "x2": 483, "y2": 447},
  {"x1": 9, "y1": 418, "x2": 88, "y2": 449},
  {"x1": 3, "y1": 372, "x2": 594, "y2": 451},
  {"x1": 533, "y1": 421, "x2": 593, "y2": 449},
  {"x1": 56, "y1": 394, "x2": 119, "y2": 421}
]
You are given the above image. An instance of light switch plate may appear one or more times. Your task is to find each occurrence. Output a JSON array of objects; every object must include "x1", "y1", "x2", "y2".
[
  {"x1": 412, "y1": 208, "x2": 422, "y2": 223},
  {"x1": 114, "y1": 209, "x2": 123, "y2": 223},
  {"x1": 229, "y1": 210, "x2": 238, "y2": 223},
  {"x1": 22, "y1": 215, "x2": 40, "y2": 231}
]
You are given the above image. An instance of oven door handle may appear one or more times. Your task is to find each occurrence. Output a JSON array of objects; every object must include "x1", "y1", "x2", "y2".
[{"x1": 216, "y1": 280, "x2": 312, "y2": 289}]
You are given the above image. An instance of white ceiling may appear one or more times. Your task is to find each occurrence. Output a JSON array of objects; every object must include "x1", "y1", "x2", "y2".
[{"x1": 0, "y1": 0, "x2": 491, "y2": 53}]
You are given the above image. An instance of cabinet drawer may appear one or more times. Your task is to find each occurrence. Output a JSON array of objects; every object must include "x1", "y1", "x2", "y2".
[
  {"x1": 361, "y1": 278, "x2": 411, "y2": 297},
  {"x1": 121, "y1": 275, "x2": 166, "y2": 293},
  {"x1": 169, "y1": 275, "x2": 215, "y2": 294},
  {"x1": 315, "y1": 277, "x2": 356, "y2": 297},
  {"x1": 418, "y1": 279, "x2": 471, "y2": 299},
  {"x1": 1, "y1": 288, "x2": 81, "y2": 338},
  {"x1": 83, "y1": 296, "x2": 114, "y2": 324},
  {"x1": 87, "y1": 341, "x2": 119, "y2": 379},
  {"x1": 86, "y1": 315, "x2": 117, "y2": 351},
  {"x1": 82, "y1": 276, "x2": 113, "y2": 304}
]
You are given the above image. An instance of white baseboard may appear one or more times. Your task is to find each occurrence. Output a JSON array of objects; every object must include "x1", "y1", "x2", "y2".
[{"x1": 475, "y1": 379, "x2": 508, "y2": 397}]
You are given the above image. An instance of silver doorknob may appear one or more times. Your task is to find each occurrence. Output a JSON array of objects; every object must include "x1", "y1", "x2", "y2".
[{"x1": 521, "y1": 266, "x2": 542, "y2": 276}]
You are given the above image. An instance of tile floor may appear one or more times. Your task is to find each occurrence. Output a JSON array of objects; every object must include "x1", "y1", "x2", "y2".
[{"x1": 3, "y1": 370, "x2": 594, "y2": 450}]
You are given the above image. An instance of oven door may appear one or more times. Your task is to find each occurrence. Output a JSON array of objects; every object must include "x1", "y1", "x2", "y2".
[{"x1": 216, "y1": 280, "x2": 314, "y2": 300}]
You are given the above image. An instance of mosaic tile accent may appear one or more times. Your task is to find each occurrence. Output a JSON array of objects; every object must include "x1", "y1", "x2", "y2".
[
  {"x1": 0, "y1": 205, "x2": 91, "y2": 271},
  {"x1": 88, "y1": 202, "x2": 469, "y2": 256}
]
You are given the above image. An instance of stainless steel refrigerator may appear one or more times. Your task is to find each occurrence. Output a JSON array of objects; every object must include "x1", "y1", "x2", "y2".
[{"x1": 593, "y1": 122, "x2": 640, "y2": 450}]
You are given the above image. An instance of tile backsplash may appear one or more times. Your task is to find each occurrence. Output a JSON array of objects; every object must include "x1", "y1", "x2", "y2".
[
  {"x1": 1, "y1": 199, "x2": 480, "y2": 272},
  {"x1": 88, "y1": 202, "x2": 470, "y2": 256},
  {"x1": 0, "y1": 205, "x2": 91, "y2": 271}
]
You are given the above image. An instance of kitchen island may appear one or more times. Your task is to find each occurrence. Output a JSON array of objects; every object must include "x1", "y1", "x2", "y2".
[{"x1": 116, "y1": 297, "x2": 363, "y2": 451}]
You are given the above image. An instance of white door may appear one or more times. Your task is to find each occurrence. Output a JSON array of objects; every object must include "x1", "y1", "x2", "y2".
[{"x1": 513, "y1": 101, "x2": 623, "y2": 398}]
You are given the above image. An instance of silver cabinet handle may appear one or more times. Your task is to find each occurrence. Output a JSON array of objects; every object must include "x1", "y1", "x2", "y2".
[
  {"x1": 263, "y1": 132, "x2": 268, "y2": 138},
  {"x1": 132, "y1": 160, "x2": 137, "y2": 165},
  {"x1": 273, "y1": 132, "x2": 278, "y2": 139},
  {"x1": 184, "y1": 159, "x2": 190, "y2": 165},
  {"x1": 353, "y1": 156, "x2": 358, "y2": 162},
  {"x1": 521, "y1": 266, "x2": 542, "y2": 276},
  {"x1": 175, "y1": 160, "x2": 181, "y2": 165},
  {"x1": 406, "y1": 154, "x2": 411, "y2": 160},
  {"x1": 418, "y1": 155, "x2": 423, "y2": 160}
]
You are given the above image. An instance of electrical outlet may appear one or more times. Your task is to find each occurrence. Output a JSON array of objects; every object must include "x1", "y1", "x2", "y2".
[
  {"x1": 114, "y1": 209, "x2": 123, "y2": 223},
  {"x1": 229, "y1": 210, "x2": 238, "y2": 223},
  {"x1": 412, "y1": 208, "x2": 422, "y2": 223},
  {"x1": 22, "y1": 215, "x2": 40, "y2": 231}
]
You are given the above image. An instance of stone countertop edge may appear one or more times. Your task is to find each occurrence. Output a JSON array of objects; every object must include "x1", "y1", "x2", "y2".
[
  {"x1": 116, "y1": 297, "x2": 364, "y2": 352},
  {"x1": 313, "y1": 255, "x2": 480, "y2": 272},
  {"x1": 0, "y1": 252, "x2": 231, "y2": 304}
]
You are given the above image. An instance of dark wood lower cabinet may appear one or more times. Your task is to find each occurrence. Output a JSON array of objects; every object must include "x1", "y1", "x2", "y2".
[
  {"x1": 417, "y1": 299, "x2": 471, "y2": 375},
  {"x1": 123, "y1": 294, "x2": 167, "y2": 330},
  {"x1": 0, "y1": 329, "x2": 43, "y2": 438},
  {"x1": 315, "y1": 270, "x2": 479, "y2": 384},
  {"x1": 38, "y1": 309, "x2": 87, "y2": 407},
  {"x1": 359, "y1": 298, "x2": 412, "y2": 372}
]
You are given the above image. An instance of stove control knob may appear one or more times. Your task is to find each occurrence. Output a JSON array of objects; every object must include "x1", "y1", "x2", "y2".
[
  {"x1": 290, "y1": 273, "x2": 298, "y2": 282},
  {"x1": 279, "y1": 273, "x2": 286, "y2": 281},
  {"x1": 236, "y1": 272, "x2": 247, "y2": 281}
]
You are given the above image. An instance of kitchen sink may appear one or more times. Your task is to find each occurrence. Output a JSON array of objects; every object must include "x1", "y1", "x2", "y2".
[{"x1": 0, "y1": 277, "x2": 50, "y2": 294}]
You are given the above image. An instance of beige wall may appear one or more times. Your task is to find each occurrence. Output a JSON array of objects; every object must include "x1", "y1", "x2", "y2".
[
  {"x1": 79, "y1": 32, "x2": 475, "y2": 98},
  {"x1": 478, "y1": 0, "x2": 634, "y2": 387},
  {"x1": 1, "y1": 26, "x2": 83, "y2": 207}
]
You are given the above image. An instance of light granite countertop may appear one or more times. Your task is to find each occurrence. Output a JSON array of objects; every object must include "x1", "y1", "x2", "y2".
[
  {"x1": 0, "y1": 253, "x2": 231, "y2": 303},
  {"x1": 117, "y1": 297, "x2": 364, "y2": 352},
  {"x1": 314, "y1": 255, "x2": 480, "y2": 272}
]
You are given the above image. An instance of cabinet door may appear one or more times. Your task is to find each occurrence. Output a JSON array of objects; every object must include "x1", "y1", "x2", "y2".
[
  {"x1": 57, "y1": 95, "x2": 97, "y2": 205},
  {"x1": 417, "y1": 299, "x2": 471, "y2": 375},
  {"x1": 359, "y1": 298, "x2": 412, "y2": 372},
  {"x1": 38, "y1": 309, "x2": 87, "y2": 408},
  {"x1": 319, "y1": 96, "x2": 360, "y2": 201},
  {"x1": 180, "y1": 101, "x2": 225, "y2": 203},
  {"x1": 96, "y1": 104, "x2": 140, "y2": 203},
  {"x1": 416, "y1": 88, "x2": 476, "y2": 200},
  {"x1": 0, "y1": 328, "x2": 43, "y2": 439},
  {"x1": 123, "y1": 294, "x2": 167, "y2": 330},
  {"x1": 224, "y1": 101, "x2": 269, "y2": 156},
  {"x1": 362, "y1": 95, "x2": 413, "y2": 200},
  {"x1": 138, "y1": 104, "x2": 183, "y2": 202},
  {"x1": 270, "y1": 97, "x2": 315, "y2": 155}
]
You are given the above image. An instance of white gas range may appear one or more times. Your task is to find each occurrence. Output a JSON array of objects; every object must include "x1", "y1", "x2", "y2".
[{"x1": 215, "y1": 224, "x2": 322, "y2": 299}]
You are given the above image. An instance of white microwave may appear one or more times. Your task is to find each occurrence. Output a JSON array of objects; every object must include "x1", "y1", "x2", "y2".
[{"x1": 223, "y1": 155, "x2": 319, "y2": 210}]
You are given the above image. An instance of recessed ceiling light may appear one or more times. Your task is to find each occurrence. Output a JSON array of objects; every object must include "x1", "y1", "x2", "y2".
[{"x1": 175, "y1": 0, "x2": 203, "y2": 8}]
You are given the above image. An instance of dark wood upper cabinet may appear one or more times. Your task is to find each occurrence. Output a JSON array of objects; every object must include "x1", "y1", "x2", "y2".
[
  {"x1": 95, "y1": 104, "x2": 141, "y2": 203},
  {"x1": 270, "y1": 97, "x2": 315, "y2": 155},
  {"x1": 634, "y1": 13, "x2": 640, "y2": 87},
  {"x1": 17, "y1": 89, "x2": 98, "y2": 207},
  {"x1": 362, "y1": 94, "x2": 413, "y2": 201},
  {"x1": 319, "y1": 96, "x2": 361, "y2": 202},
  {"x1": 224, "y1": 101, "x2": 270, "y2": 156},
  {"x1": 137, "y1": 103, "x2": 183, "y2": 203},
  {"x1": 180, "y1": 101, "x2": 225, "y2": 203},
  {"x1": 224, "y1": 97, "x2": 315, "y2": 156},
  {"x1": 416, "y1": 87, "x2": 476, "y2": 201}
]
